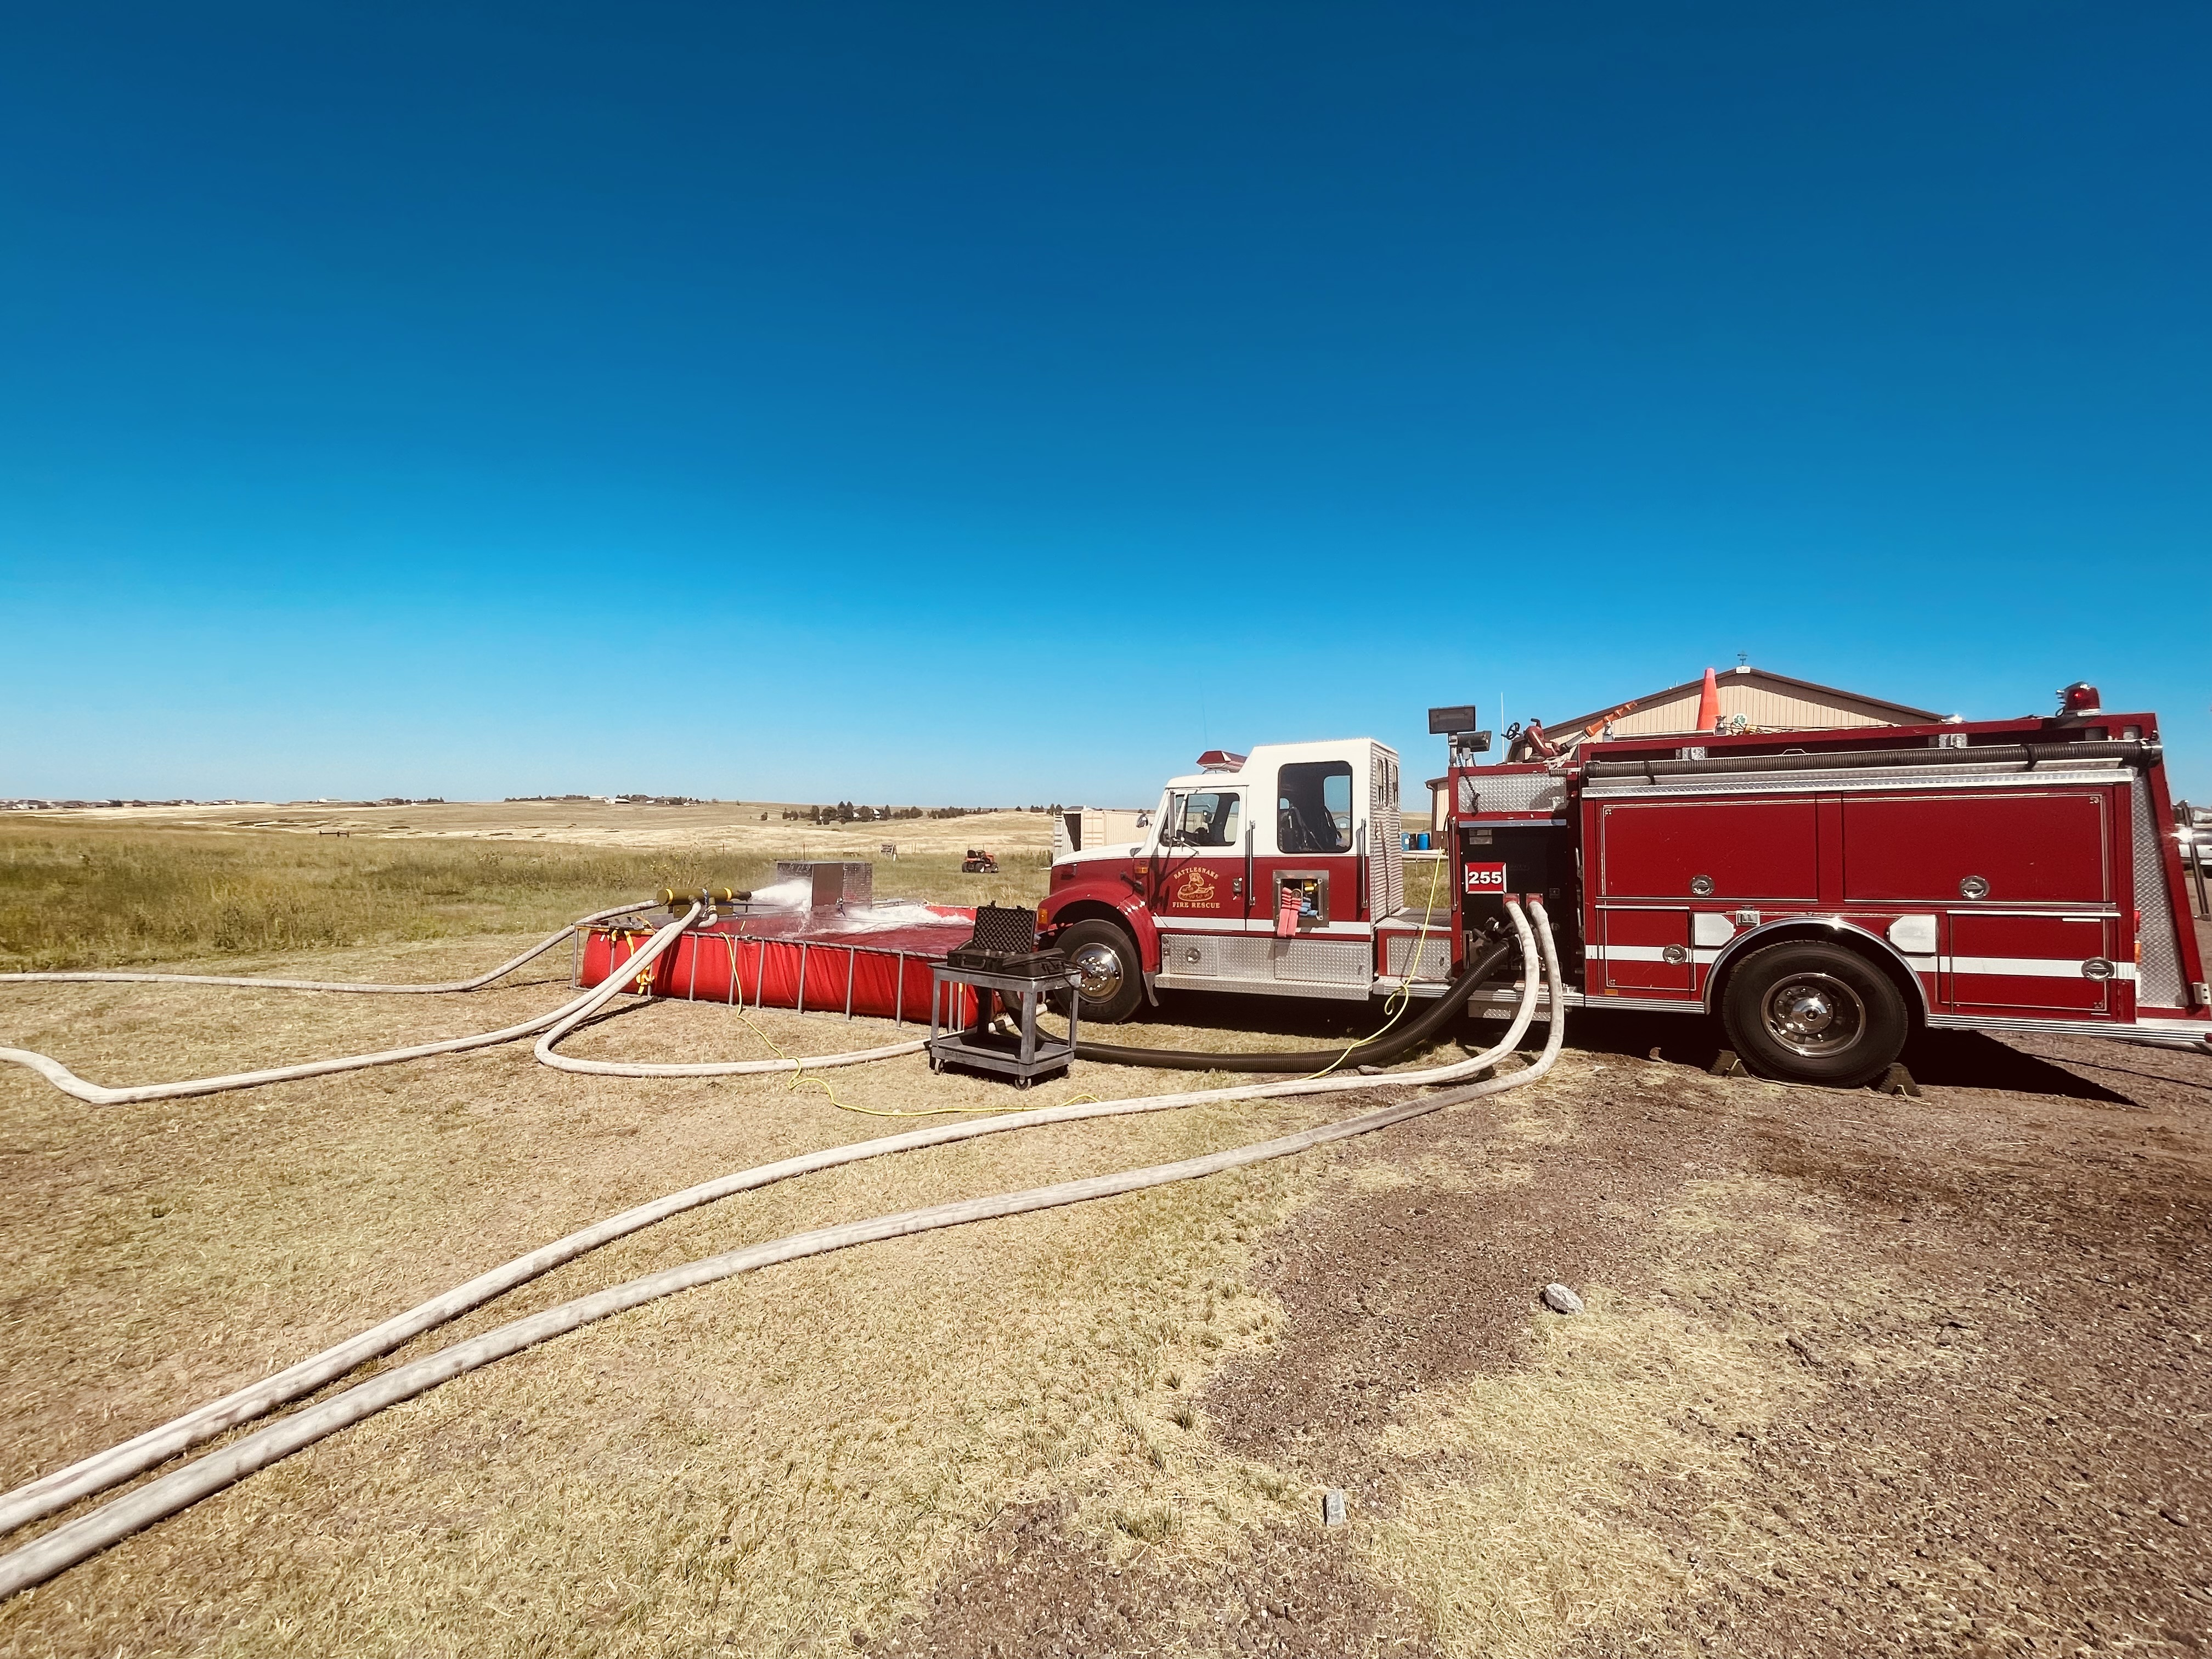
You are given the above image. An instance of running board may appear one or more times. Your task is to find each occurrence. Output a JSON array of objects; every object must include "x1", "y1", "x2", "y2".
[{"x1": 1152, "y1": 972, "x2": 1373, "y2": 1002}]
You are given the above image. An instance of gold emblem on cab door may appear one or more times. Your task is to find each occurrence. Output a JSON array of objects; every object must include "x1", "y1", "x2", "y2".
[{"x1": 1169, "y1": 868, "x2": 1217, "y2": 908}]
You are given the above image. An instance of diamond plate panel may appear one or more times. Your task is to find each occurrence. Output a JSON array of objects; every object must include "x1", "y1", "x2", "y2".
[
  {"x1": 1467, "y1": 771, "x2": 1569, "y2": 814},
  {"x1": 1232, "y1": 935, "x2": 1372, "y2": 984},
  {"x1": 1385, "y1": 933, "x2": 1452, "y2": 980},
  {"x1": 1164, "y1": 934, "x2": 1372, "y2": 985},
  {"x1": 1371, "y1": 746, "x2": 1403, "y2": 919},
  {"x1": 2131, "y1": 778, "x2": 2187, "y2": 1008}
]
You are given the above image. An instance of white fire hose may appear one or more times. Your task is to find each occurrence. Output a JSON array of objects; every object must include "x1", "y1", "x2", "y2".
[
  {"x1": 0, "y1": 901, "x2": 653, "y2": 995},
  {"x1": 0, "y1": 903, "x2": 1541, "y2": 1535},
  {"x1": 0, "y1": 900, "x2": 913, "y2": 1104},
  {"x1": 531, "y1": 963, "x2": 924, "y2": 1075},
  {"x1": 0, "y1": 904, "x2": 1561, "y2": 1601}
]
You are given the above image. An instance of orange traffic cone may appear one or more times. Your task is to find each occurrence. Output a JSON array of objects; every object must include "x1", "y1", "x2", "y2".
[{"x1": 1695, "y1": 666, "x2": 1719, "y2": 733}]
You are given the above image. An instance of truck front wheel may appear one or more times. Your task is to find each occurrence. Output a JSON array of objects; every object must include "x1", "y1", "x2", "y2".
[
  {"x1": 1053, "y1": 919, "x2": 1146, "y2": 1025},
  {"x1": 1719, "y1": 941, "x2": 1907, "y2": 1088}
]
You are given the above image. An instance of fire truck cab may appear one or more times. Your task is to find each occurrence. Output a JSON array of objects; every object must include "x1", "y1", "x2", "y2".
[{"x1": 1040, "y1": 739, "x2": 1434, "y2": 1022}]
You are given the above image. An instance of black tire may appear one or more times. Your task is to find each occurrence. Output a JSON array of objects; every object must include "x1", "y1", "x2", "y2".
[
  {"x1": 1051, "y1": 918, "x2": 1146, "y2": 1025},
  {"x1": 1719, "y1": 940, "x2": 1908, "y2": 1087}
]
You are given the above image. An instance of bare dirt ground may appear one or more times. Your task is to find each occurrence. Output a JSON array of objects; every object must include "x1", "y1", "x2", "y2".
[
  {"x1": 881, "y1": 1014, "x2": 2212, "y2": 1658},
  {"x1": 1, "y1": 883, "x2": 2206, "y2": 1656}
]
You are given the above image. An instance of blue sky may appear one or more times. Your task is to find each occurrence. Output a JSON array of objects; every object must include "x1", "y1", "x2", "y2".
[{"x1": 2, "y1": 2, "x2": 2205, "y2": 806}]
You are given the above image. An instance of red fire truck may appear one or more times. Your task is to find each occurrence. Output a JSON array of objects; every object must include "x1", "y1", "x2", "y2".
[{"x1": 1036, "y1": 685, "x2": 2211, "y2": 1086}]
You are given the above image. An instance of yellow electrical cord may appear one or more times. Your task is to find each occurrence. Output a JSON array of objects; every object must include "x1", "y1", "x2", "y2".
[
  {"x1": 700, "y1": 851, "x2": 1444, "y2": 1111},
  {"x1": 713, "y1": 932, "x2": 1064, "y2": 1117},
  {"x1": 1300, "y1": 848, "x2": 1446, "y2": 1081},
  {"x1": 734, "y1": 1004, "x2": 1069, "y2": 1118}
]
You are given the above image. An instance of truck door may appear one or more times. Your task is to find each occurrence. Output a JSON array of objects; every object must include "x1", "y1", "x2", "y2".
[
  {"x1": 1255, "y1": 758, "x2": 1363, "y2": 930},
  {"x1": 1153, "y1": 786, "x2": 1249, "y2": 924}
]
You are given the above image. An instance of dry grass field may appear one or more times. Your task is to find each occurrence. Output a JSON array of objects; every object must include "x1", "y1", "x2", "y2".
[
  {"x1": 1, "y1": 810, "x2": 2207, "y2": 1658},
  {"x1": 0, "y1": 805, "x2": 1055, "y2": 971}
]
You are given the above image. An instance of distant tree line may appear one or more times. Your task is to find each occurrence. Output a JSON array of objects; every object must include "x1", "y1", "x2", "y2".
[
  {"x1": 781, "y1": 803, "x2": 956, "y2": 823},
  {"x1": 775, "y1": 803, "x2": 1066, "y2": 823}
]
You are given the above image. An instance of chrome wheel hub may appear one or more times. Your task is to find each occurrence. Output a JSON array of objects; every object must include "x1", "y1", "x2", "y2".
[
  {"x1": 1763, "y1": 973, "x2": 1865, "y2": 1057},
  {"x1": 1069, "y1": 942, "x2": 1126, "y2": 1002}
]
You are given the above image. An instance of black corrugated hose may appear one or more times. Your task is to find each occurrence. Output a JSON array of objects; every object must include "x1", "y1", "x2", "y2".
[{"x1": 1073, "y1": 932, "x2": 1519, "y2": 1072}]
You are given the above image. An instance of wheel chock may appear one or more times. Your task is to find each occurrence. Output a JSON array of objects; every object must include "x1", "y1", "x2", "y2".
[
  {"x1": 1881, "y1": 1063, "x2": 1923, "y2": 1098},
  {"x1": 1708, "y1": 1049, "x2": 1745, "y2": 1078}
]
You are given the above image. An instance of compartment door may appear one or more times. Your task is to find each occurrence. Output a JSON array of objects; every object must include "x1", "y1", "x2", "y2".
[
  {"x1": 1597, "y1": 799, "x2": 1820, "y2": 901},
  {"x1": 1945, "y1": 913, "x2": 2114, "y2": 1014},
  {"x1": 1844, "y1": 791, "x2": 2110, "y2": 904},
  {"x1": 1600, "y1": 909, "x2": 1694, "y2": 993}
]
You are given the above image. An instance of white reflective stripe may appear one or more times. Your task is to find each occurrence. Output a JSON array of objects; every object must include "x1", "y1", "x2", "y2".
[
  {"x1": 1943, "y1": 956, "x2": 2134, "y2": 979},
  {"x1": 1971, "y1": 910, "x2": 2118, "y2": 920},
  {"x1": 1158, "y1": 918, "x2": 1369, "y2": 937},
  {"x1": 1594, "y1": 945, "x2": 2133, "y2": 980},
  {"x1": 1587, "y1": 945, "x2": 1723, "y2": 965}
]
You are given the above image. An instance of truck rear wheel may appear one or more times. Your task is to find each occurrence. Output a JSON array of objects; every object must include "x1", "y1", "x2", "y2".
[
  {"x1": 1053, "y1": 919, "x2": 1146, "y2": 1025},
  {"x1": 1719, "y1": 940, "x2": 1907, "y2": 1088}
]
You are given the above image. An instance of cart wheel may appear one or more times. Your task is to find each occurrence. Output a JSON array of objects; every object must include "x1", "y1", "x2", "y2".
[
  {"x1": 928, "y1": 1057, "x2": 942, "y2": 1074},
  {"x1": 1015, "y1": 1076, "x2": 1031, "y2": 1090}
]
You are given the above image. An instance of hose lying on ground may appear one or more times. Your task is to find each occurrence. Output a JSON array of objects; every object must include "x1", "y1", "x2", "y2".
[
  {"x1": 0, "y1": 902, "x2": 934, "y2": 1104},
  {"x1": 0, "y1": 887, "x2": 1513, "y2": 1096},
  {"x1": 535, "y1": 932, "x2": 1511, "y2": 1082},
  {"x1": 0, "y1": 901, "x2": 657, "y2": 994},
  {"x1": 1073, "y1": 932, "x2": 1521, "y2": 1073},
  {"x1": 0, "y1": 904, "x2": 1556, "y2": 1598},
  {"x1": 533, "y1": 989, "x2": 924, "y2": 1078},
  {"x1": 0, "y1": 905, "x2": 701, "y2": 1106}
]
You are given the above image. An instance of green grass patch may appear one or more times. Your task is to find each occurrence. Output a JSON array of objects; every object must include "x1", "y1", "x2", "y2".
[{"x1": 0, "y1": 823, "x2": 1047, "y2": 971}]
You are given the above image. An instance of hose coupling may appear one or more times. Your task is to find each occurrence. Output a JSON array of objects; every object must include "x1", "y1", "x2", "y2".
[{"x1": 658, "y1": 886, "x2": 747, "y2": 911}]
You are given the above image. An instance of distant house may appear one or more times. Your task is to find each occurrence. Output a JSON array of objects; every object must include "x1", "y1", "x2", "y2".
[{"x1": 1546, "y1": 664, "x2": 1942, "y2": 744}]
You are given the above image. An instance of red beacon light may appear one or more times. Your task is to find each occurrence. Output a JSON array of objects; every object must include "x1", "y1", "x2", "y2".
[{"x1": 2056, "y1": 681, "x2": 2103, "y2": 716}]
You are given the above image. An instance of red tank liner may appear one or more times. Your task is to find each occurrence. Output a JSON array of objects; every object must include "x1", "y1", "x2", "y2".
[{"x1": 577, "y1": 909, "x2": 983, "y2": 1026}]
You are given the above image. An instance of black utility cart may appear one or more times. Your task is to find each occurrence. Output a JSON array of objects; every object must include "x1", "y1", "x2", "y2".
[{"x1": 928, "y1": 905, "x2": 1081, "y2": 1087}]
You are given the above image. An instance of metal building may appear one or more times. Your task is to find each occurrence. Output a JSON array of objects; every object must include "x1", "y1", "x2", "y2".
[{"x1": 1548, "y1": 664, "x2": 1942, "y2": 742}]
